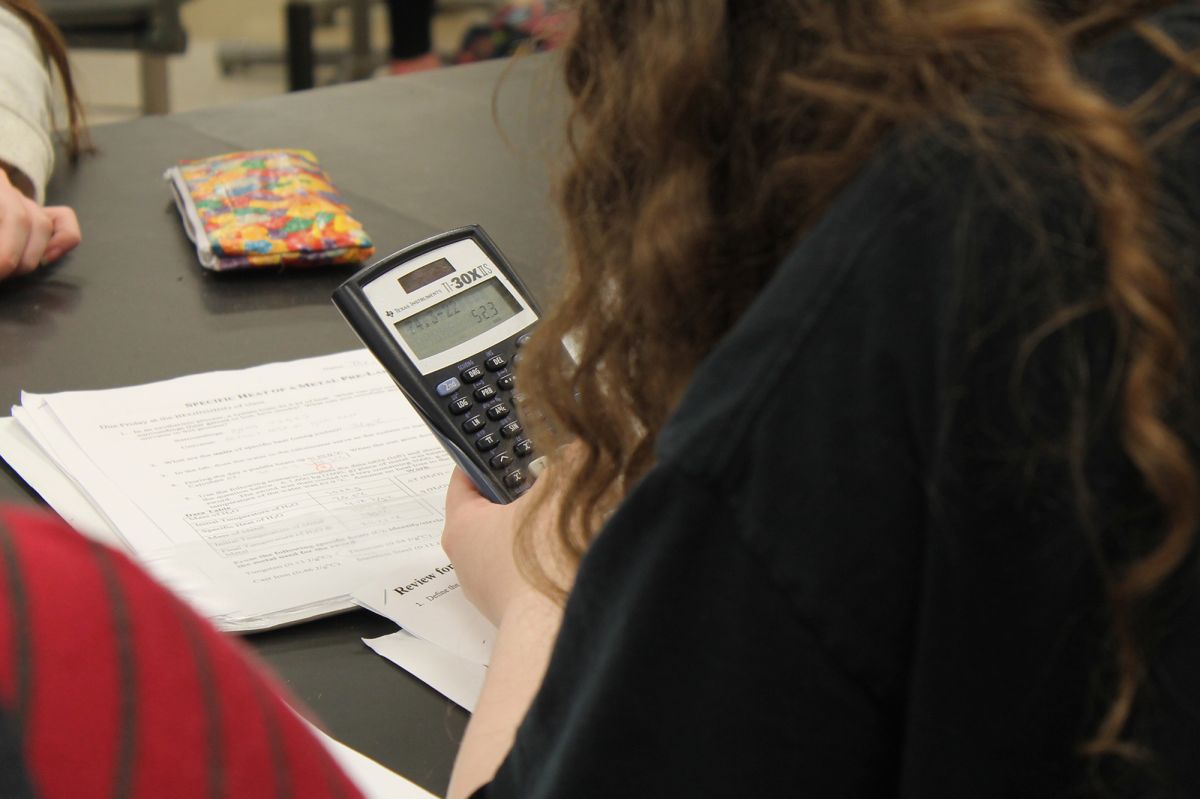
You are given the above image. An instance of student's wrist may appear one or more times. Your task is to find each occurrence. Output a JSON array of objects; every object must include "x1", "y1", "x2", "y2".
[{"x1": 496, "y1": 586, "x2": 562, "y2": 631}]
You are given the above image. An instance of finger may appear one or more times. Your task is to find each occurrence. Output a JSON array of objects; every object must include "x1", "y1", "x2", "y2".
[
  {"x1": 15, "y1": 205, "x2": 52, "y2": 275},
  {"x1": 445, "y1": 466, "x2": 486, "y2": 513},
  {"x1": 41, "y1": 206, "x2": 82, "y2": 263},
  {"x1": 0, "y1": 194, "x2": 31, "y2": 279}
]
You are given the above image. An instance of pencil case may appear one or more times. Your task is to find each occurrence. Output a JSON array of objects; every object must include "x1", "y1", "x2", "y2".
[{"x1": 164, "y1": 148, "x2": 375, "y2": 271}]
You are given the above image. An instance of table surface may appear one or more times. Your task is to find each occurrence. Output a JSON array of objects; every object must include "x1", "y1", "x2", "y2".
[{"x1": 0, "y1": 55, "x2": 566, "y2": 796}]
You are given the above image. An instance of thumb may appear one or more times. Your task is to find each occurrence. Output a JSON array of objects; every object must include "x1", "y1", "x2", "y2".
[
  {"x1": 445, "y1": 466, "x2": 487, "y2": 511},
  {"x1": 41, "y1": 206, "x2": 81, "y2": 263}
]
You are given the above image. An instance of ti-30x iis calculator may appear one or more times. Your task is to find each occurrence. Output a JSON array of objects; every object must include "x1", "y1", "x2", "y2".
[{"x1": 332, "y1": 226, "x2": 543, "y2": 503}]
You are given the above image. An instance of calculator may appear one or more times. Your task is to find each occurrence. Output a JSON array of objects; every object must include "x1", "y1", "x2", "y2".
[{"x1": 332, "y1": 226, "x2": 543, "y2": 503}]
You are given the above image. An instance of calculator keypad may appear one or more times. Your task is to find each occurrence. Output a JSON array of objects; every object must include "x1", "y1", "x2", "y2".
[{"x1": 430, "y1": 329, "x2": 536, "y2": 498}]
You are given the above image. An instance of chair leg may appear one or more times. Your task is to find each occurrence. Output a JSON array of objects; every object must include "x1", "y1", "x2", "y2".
[{"x1": 139, "y1": 52, "x2": 170, "y2": 114}]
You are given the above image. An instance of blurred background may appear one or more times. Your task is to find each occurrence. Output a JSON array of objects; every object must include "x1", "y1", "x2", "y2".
[{"x1": 67, "y1": 0, "x2": 519, "y2": 125}]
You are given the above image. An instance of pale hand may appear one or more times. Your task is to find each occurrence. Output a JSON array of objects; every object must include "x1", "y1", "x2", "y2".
[
  {"x1": 442, "y1": 466, "x2": 571, "y2": 799},
  {"x1": 441, "y1": 467, "x2": 552, "y2": 626},
  {"x1": 0, "y1": 169, "x2": 81, "y2": 280}
]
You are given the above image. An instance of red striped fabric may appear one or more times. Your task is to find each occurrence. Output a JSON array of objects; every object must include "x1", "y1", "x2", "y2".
[{"x1": 0, "y1": 506, "x2": 365, "y2": 799}]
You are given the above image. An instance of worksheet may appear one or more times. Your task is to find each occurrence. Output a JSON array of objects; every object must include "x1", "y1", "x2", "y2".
[
  {"x1": 8, "y1": 350, "x2": 455, "y2": 630},
  {"x1": 353, "y1": 551, "x2": 496, "y2": 665}
]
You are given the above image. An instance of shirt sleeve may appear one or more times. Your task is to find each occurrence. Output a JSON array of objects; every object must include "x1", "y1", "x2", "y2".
[
  {"x1": 477, "y1": 466, "x2": 904, "y2": 799},
  {"x1": 0, "y1": 506, "x2": 365, "y2": 799},
  {"x1": 0, "y1": 7, "x2": 55, "y2": 203}
]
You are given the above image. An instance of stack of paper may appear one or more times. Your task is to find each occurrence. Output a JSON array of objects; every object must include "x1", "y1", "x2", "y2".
[
  {"x1": 0, "y1": 350, "x2": 456, "y2": 632},
  {"x1": 353, "y1": 552, "x2": 494, "y2": 711}
]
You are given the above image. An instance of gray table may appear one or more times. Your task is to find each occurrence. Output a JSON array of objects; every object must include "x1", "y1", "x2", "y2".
[{"x1": 0, "y1": 55, "x2": 565, "y2": 796}]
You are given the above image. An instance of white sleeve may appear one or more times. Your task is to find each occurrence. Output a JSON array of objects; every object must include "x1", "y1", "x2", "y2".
[{"x1": 0, "y1": 6, "x2": 55, "y2": 204}]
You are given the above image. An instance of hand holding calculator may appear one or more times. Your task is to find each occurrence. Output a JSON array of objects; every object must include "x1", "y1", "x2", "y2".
[{"x1": 333, "y1": 226, "x2": 544, "y2": 503}]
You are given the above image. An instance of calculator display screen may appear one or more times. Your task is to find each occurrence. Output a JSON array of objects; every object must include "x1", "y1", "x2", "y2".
[{"x1": 395, "y1": 278, "x2": 523, "y2": 360}]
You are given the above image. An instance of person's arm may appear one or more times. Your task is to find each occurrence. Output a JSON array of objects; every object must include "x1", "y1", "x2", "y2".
[
  {"x1": 0, "y1": 4, "x2": 55, "y2": 204},
  {"x1": 446, "y1": 592, "x2": 560, "y2": 799},
  {"x1": 440, "y1": 469, "x2": 566, "y2": 799},
  {"x1": 0, "y1": 5, "x2": 80, "y2": 278}
]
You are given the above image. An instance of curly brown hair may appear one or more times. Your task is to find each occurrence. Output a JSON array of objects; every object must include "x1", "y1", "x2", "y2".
[{"x1": 515, "y1": 0, "x2": 1199, "y2": 762}]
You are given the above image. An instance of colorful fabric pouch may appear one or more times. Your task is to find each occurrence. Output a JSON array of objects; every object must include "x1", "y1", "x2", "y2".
[{"x1": 164, "y1": 149, "x2": 375, "y2": 271}]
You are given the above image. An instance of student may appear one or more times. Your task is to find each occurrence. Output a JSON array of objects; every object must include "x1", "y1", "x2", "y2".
[
  {"x1": 0, "y1": 0, "x2": 82, "y2": 281},
  {"x1": 442, "y1": 2, "x2": 1200, "y2": 797},
  {"x1": 385, "y1": 0, "x2": 439, "y2": 75},
  {"x1": 0, "y1": 507, "x2": 366, "y2": 797}
]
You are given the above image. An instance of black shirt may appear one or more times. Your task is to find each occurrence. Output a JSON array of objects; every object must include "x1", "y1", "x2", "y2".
[{"x1": 480, "y1": 7, "x2": 1200, "y2": 797}]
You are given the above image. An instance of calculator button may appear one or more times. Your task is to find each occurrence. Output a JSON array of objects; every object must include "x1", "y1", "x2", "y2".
[
  {"x1": 497, "y1": 374, "x2": 515, "y2": 391},
  {"x1": 462, "y1": 415, "x2": 485, "y2": 433},
  {"x1": 460, "y1": 366, "x2": 484, "y2": 383},
  {"x1": 513, "y1": 438, "x2": 534, "y2": 457},
  {"x1": 527, "y1": 456, "x2": 547, "y2": 478},
  {"x1": 435, "y1": 377, "x2": 461, "y2": 397},
  {"x1": 476, "y1": 433, "x2": 501, "y2": 451},
  {"x1": 448, "y1": 397, "x2": 472, "y2": 415},
  {"x1": 486, "y1": 403, "x2": 510, "y2": 421},
  {"x1": 474, "y1": 384, "x2": 497, "y2": 402},
  {"x1": 500, "y1": 420, "x2": 522, "y2": 438},
  {"x1": 489, "y1": 451, "x2": 514, "y2": 470},
  {"x1": 516, "y1": 334, "x2": 531, "y2": 348},
  {"x1": 504, "y1": 469, "x2": 526, "y2": 490},
  {"x1": 485, "y1": 355, "x2": 507, "y2": 371}
]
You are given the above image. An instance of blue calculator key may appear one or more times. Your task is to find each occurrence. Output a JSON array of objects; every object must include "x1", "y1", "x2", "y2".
[
  {"x1": 497, "y1": 374, "x2": 516, "y2": 391},
  {"x1": 449, "y1": 397, "x2": 472, "y2": 415},
  {"x1": 504, "y1": 469, "x2": 526, "y2": 490},
  {"x1": 486, "y1": 403, "x2": 510, "y2": 421},
  {"x1": 513, "y1": 438, "x2": 534, "y2": 457},
  {"x1": 485, "y1": 354, "x2": 507, "y2": 371},
  {"x1": 500, "y1": 420, "x2": 522, "y2": 438},
  {"x1": 476, "y1": 433, "x2": 501, "y2": 451},
  {"x1": 474, "y1": 384, "x2": 497, "y2": 402},
  {"x1": 436, "y1": 377, "x2": 462, "y2": 397},
  {"x1": 462, "y1": 415, "x2": 485, "y2": 433},
  {"x1": 490, "y1": 451, "x2": 514, "y2": 470},
  {"x1": 461, "y1": 366, "x2": 484, "y2": 382}
]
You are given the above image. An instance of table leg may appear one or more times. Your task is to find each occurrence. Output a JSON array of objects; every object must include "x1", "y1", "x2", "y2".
[
  {"x1": 348, "y1": 0, "x2": 374, "y2": 80},
  {"x1": 139, "y1": 52, "x2": 170, "y2": 115},
  {"x1": 287, "y1": 1, "x2": 317, "y2": 91}
]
